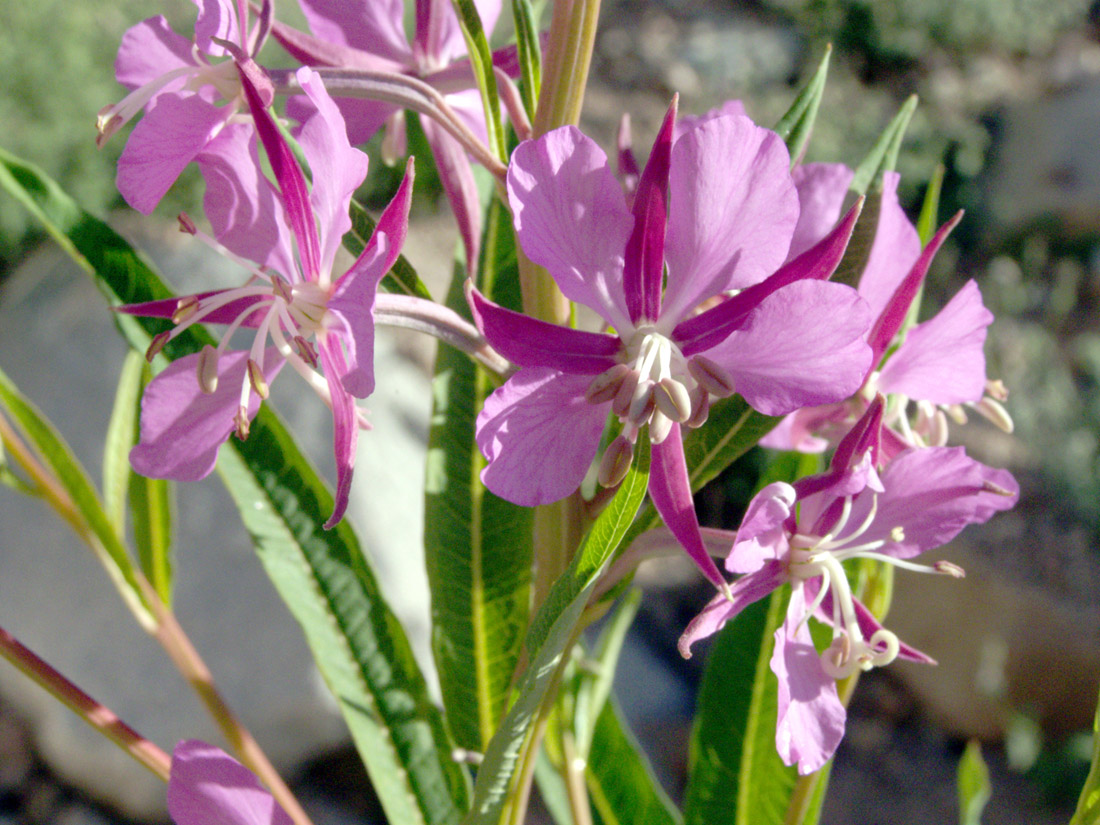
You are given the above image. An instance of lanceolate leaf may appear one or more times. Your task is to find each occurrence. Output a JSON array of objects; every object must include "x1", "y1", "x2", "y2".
[
  {"x1": 0, "y1": 148, "x2": 470, "y2": 825},
  {"x1": 346, "y1": 196, "x2": 434, "y2": 300},
  {"x1": 103, "y1": 349, "x2": 145, "y2": 537},
  {"x1": 774, "y1": 46, "x2": 831, "y2": 166},
  {"x1": 450, "y1": 0, "x2": 507, "y2": 163},
  {"x1": 849, "y1": 95, "x2": 918, "y2": 197},
  {"x1": 425, "y1": 192, "x2": 533, "y2": 752},
  {"x1": 464, "y1": 436, "x2": 651, "y2": 825},
  {"x1": 1070, "y1": 686, "x2": 1100, "y2": 825},
  {"x1": 511, "y1": 0, "x2": 543, "y2": 118}
]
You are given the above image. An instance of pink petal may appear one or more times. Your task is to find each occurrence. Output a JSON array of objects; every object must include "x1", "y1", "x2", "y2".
[
  {"x1": 198, "y1": 123, "x2": 297, "y2": 276},
  {"x1": 328, "y1": 237, "x2": 389, "y2": 398},
  {"x1": 757, "y1": 410, "x2": 833, "y2": 453},
  {"x1": 702, "y1": 280, "x2": 872, "y2": 416},
  {"x1": 877, "y1": 280, "x2": 992, "y2": 404},
  {"x1": 857, "y1": 172, "x2": 922, "y2": 322},
  {"x1": 192, "y1": 0, "x2": 243, "y2": 56},
  {"x1": 114, "y1": 16, "x2": 194, "y2": 90},
  {"x1": 772, "y1": 595, "x2": 846, "y2": 775},
  {"x1": 507, "y1": 127, "x2": 635, "y2": 332},
  {"x1": 167, "y1": 739, "x2": 292, "y2": 825},
  {"x1": 844, "y1": 446, "x2": 1018, "y2": 559},
  {"x1": 422, "y1": 116, "x2": 482, "y2": 274},
  {"x1": 649, "y1": 426, "x2": 726, "y2": 587},
  {"x1": 673, "y1": 99, "x2": 747, "y2": 140},
  {"x1": 130, "y1": 348, "x2": 284, "y2": 481},
  {"x1": 662, "y1": 114, "x2": 798, "y2": 322},
  {"x1": 726, "y1": 482, "x2": 796, "y2": 574},
  {"x1": 318, "y1": 338, "x2": 359, "y2": 528},
  {"x1": 293, "y1": 67, "x2": 371, "y2": 277},
  {"x1": 787, "y1": 163, "x2": 854, "y2": 261},
  {"x1": 677, "y1": 560, "x2": 787, "y2": 657},
  {"x1": 297, "y1": 0, "x2": 412, "y2": 66},
  {"x1": 117, "y1": 94, "x2": 228, "y2": 214},
  {"x1": 476, "y1": 368, "x2": 608, "y2": 506}
]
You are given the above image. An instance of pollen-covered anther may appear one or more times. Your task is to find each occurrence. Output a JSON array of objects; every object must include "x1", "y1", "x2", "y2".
[
  {"x1": 687, "y1": 385, "x2": 710, "y2": 429},
  {"x1": 95, "y1": 107, "x2": 124, "y2": 146},
  {"x1": 196, "y1": 344, "x2": 219, "y2": 394},
  {"x1": 172, "y1": 295, "x2": 200, "y2": 324},
  {"x1": 293, "y1": 335, "x2": 319, "y2": 369},
  {"x1": 247, "y1": 358, "x2": 270, "y2": 399},
  {"x1": 145, "y1": 331, "x2": 171, "y2": 362},
  {"x1": 649, "y1": 410, "x2": 674, "y2": 444},
  {"x1": 611, "y1": 370, "x2": 640, "y2": 418},
  {"x1": 888, "y1": 525, "x2": 906, "y2": 542},
  {"x1": 975, "y1": 396, "x2": 1014, "y2": 433},
  {"x1": 597, "y1": 435, "x2": 634, "y2": 487},
  {"x1": 233, "y1": 406, "x2": 250, "y2": 440},
  {"x1": 821, "y1": 634, "x2": 854, "y2": 679},
  {"x1": 271, "y1": 277, "x2": 293, "y2": 304},
  {"x1": 585, "y1": 363, "x2": 632, "y2": 404},
  {"x1": 933, "y1": 560, "x2": 966, "y2": 578},
  {"x1": 176, "y1": 213, "x2": 198, "y2": 235},
  {"x1": 654, "y1": 377, "x2": 692, "y2": 423},
  {"x1": 688, "y1": 355, "x2": 736, "y2": 398}
]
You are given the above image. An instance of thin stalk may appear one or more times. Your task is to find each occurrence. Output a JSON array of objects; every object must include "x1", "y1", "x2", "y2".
[
  {"x1": 562, "y1": 730, "x2": 593, "y2": 825},
  {"x1": 0, "y1": 624, "x2": 170, "y2": 781},
  {"x1": 532, "y1": 0, "x2": 602, "y2": 136}
]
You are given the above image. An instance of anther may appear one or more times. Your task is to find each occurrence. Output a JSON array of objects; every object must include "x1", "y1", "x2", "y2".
[
  {"x1": 597, "y1": 436, "x2": 634, "y2": 487},
  {"x1": 945, "y1": 404, "x2": 968, "y2": 425},
  {"x1": 933, "y1": 560, "x2": 966, "y2": 578},
  {"x1": 585, "y1": 364, "x2": 631, "y2": 404},
  {"x1": 627, "y1": 380, "x2": 656, "y2": 423},
  {"x1": 985, "y1": 379, "x2": 1009, "y2": 402},
  {"x1": 649, "y1": 410, "x2": 674, "y2": 444},
  {"x1": 686, "y1": 386, "x2": 710, "y2": 429},
  {"x1": 145, "y1": 331, "x2": 170, "y2": 362},
  {"x1": 172, "y1": 295, "x2": 200, "y2": 324},
  {"x1": 888, "y1": 526, "x2": 906, "y2": 542},
  {"x1": 974, "y1": 397, "x2": 1014, "y2": 433},
  {"x1": 271, "y1": 277, "x2": 294, "y2": 304},
  {"x1": 196, "y1": 344, "x2": 219, "y2": 394},
  {"x1": 233, "y1": 406, "x2": 250, "y2": 439},
  {"x1": 982, "y1": 479, "x2": 1015, "y2": 497},
  {"x1": 293, "y1": 335, "x2": 319, "y2": 369},
  {"x1": 928, "y1": 409, "x2": 950, "y2": 446},
  {"x1": 688, "y1": 355, "x2": 736, "y2": 398},
  {"x1": 176, "y1": 213, "x2": 198, "y2": 235},
  {"x1": 654, "y1": 377, "x2": 692, "y2": 423},
  {"x1": 611, "y1": 370, "x2": 640, "y2": 418},
  {"x1": 247, "y1": 358, "x2": 270, "y2": 399}
]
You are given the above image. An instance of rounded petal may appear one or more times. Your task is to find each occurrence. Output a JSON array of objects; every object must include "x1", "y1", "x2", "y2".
[
  {"x1": 662, "y1": 114, "x2": 799, "y2": 321},
  {"x1": 673, "y1": 99, "x2": 747, "y2": 140},
  {"x1": 508, "y1": 127, "x2": 634, "y2": 331},
  {"x1": 856, "y1": 171, "x2": 921, "y2": 321},
  {"x1": 727, "y1": 482, "x2": 796, "y2": 573},
  {"x1": 787, "y1": 163, "x2": 854, "y2": 261},
  {"x1": 114, "y1": 16, "x2": 194, "y2": 90},
  {"x1": 844, "y1": 446, "x2": 1019, "y2": 559},
  {"x1": 703, "y1": 280, "x2": 872, "y2": 416},
  {"x1": 476, "y1": 367, "x2": 608, "y2": 506},
  {"x1": 298, "y1": 0, "x2": 412, "y2": 66},
  {"x1": 877, "y1": 280, "x2": 992, "y2": 404},
  {"x1": 130, "y1": 348, "x2": 284, "y2": 481},
  {"x1": 117, "y1": 94, "x2": 229, "y2": 214},
  {"x1": 677, "y1": 559, "x2": 787, "y2": 657},
  {"x1": 293, "y1": 68, "x2": 370, "y2": 277},
  {"x1": 758, "y1": 409, "x2": 834, "y2": 453},
  {"x1": 193, "y1": 0, "x2": 243, "y2": 56},
  {"x1": 772, "y1": 594, "x2": 846, "y2": 774},
  {"x1": 168, "y1": 740, "x2": 293, "y2": 825}
]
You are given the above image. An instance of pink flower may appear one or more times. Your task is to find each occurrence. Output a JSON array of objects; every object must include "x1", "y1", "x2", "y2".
[
  {"x1": 468, "y1": 103, "x2": 874, "y2": 586},
  {"x1": 270, "y1": 0, "x2": 517, "y2": 271},
  {"x1": 97, "y1": 0, "x2": 269, "y2": 214},
  {"x1": 167, "y1": 740, "x2": 292, "y2": 825},
  {"x1": 678, "y1": 399, "x2": 1018, "y2": 772},
  {"x1": 120, "y1": 67, "x2": 413, "y2": 527}
]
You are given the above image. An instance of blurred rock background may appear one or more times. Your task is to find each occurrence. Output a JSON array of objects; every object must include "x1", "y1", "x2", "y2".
[{"x1": 2, "y1": 0, "x2": 1100, "y2": 823}]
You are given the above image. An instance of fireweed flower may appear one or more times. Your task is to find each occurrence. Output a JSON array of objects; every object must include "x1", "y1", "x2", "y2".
[
  {"x1": 762, "y1": 164, "x2": 1013, "y2": 455},
  {"x1": 678, "y1": 399, "x2": 1018, "y2": 772},
  {"x1": 121, "y1": 67, "x2": 413, "y2": 527},
  {"x1": 97, "y1": 0, "x2": 274, "y2": 214},
  {"x1": 168, "y1": 740, "x2": 291, "y2": 825},
  {"x1": 269, "y1": 0, "x2": 515, "y2": 270},
  {"x1": 468, "y1": 102, "x2": 874, "y2": 586}
]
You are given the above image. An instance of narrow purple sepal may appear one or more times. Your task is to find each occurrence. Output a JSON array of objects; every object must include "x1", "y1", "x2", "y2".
[
  {"x1": 268, "y1": 17, "x2": 406, "y2": 71},
  {"x1": 866, "y1": 211, "x2": 963, "y2": 368},
  {"x1": 319, "y1": 338, "x2": 358, "y2": 528},
  {"x1": 649, "y1": 425, "x2": 727, "y2": 588},
  {"x1": 467, "y1": 284, "x2": 622, "y2": 374},
  {"x1": 622, "y1": 98, "x2": 676, "y2": 323},
  {"x1": 673, "y1": 198, "x2": 863, "y2": 356},
  {"x1": 829, "y1": 394, "x2": 884, "y2": 473}
]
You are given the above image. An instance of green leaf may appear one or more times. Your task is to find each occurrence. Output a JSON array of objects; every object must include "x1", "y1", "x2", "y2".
[
  {"x1": 684, "y1": 589, "x2": 796, "y2": 825},
  {"x1": 511, "y1": 0, "x2": 543, "y2": 118},
  {"x1": 0, "y1": 147, "x2": 469, "y2": 825},
  {"x1": 849, "y1": 95, "x2": 918, "y2": 197},
  {"x1": 464, "y1": 436, "x2": 651, "y2": 825},
  {"x1": 424, "y1": 195, "x2": 533, "y2": 751},
  {"x1": 0, "y1": 364, "x2": 153, "y2": 629},
  {"x1": 586, "y1": 699, "x2": 682, "y2": 825},
  {"x1": 915, "y1": 163, "x2": 945, "y2": 248},
  {"x1": 103, "y1": 349, "x2": 144, "y2": 536},
  {"x1": 1071, "y1": 686, "x2": 1100, "y2": 825},
  {"x1": 958, "y1": 740, "x2": 992, "y2": 825},
  {"x1": 450, "y1": 0, "x2": 507, "y2": 163},
  {"x1": 774, "y1": 45, "x2": 831, "y2": 166}
]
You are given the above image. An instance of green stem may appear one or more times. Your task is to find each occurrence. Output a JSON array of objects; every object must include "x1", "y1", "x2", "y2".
[
  {"x1": 0, "y1": 623, "x2": 171, "y2": 781},
  {"x1": 533, "y1": 0, "x2": 602, "y2": 136}
]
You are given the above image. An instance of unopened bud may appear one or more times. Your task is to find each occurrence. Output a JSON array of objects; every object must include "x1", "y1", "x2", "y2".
[
  {"x1": 145, "y1": 331, "x2": 171, "y2": 362},
  {"x1": 585, "y1": 364, "x2": 631, "y2": 404},
  {"x1": 247, "y1": 358, "x2": 270, "y2": 399},
  {"x1": 688, "y1": 355, "x2": 736, "y2": 398},
  {"x1": 933, "y1": 560, "x2": 966, "y2": 578},
  {"x1": 597, "y1": 436, "x2": 634, "y2": 487},
  {"x1": 654, "y1": 377, "x2": 692, "y2": 423},
  {"x1": 196, "y1": 344, "x2": 219, "y2": 394}
]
